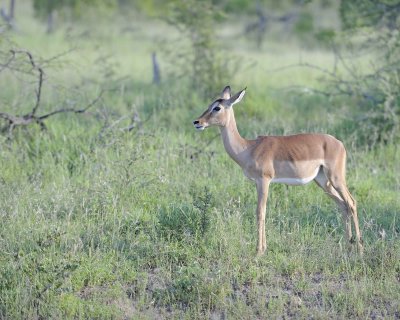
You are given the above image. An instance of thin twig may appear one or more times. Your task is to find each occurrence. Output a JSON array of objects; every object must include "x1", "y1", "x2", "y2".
[
  {"x1": 9, "y1": 50, "x2": 44, "y2": 116},
  {"x1": 38, "y1": 89, "x2": 104, "y2": 120},
  {"x1": 276, "y1": 85, "x2": 335, "y2": 97},
  {"x1": 265, "y1": 62, "x2": 339, "y2": 80},
  {"x1": 0, "y1": 50, "x2": 15, "y2": 73}
]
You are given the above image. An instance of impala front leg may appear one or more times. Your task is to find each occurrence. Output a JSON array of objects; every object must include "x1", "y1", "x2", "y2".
[{"x1": 256, "y1": 178, "x2": 270, "y2": 255}]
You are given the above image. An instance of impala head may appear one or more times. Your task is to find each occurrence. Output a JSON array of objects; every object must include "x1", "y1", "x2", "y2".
[{"x1": 193, "y1": 86, "x2": 246, "y2": 130}]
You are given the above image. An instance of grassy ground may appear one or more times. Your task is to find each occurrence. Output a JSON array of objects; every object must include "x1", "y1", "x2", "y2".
[{"x1": 0, "y1": 3, "x2": 399, "y2": 319}]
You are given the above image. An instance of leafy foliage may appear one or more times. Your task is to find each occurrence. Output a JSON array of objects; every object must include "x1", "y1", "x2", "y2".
[
  {"x1": 164, "y1": 0, "x2": 234, "y2": 97},
  {"x1": 158, "y1": 188, "x2": 212, "y2": 241},
  {"x1": 33, "y1": 0, "x2": 115, "y2": 19},
  {"x1": 333, "y1": 1, "x2": 400, "y2": 145},
  {"x1": 340, "y1": 0, "x2": 400, "y2": 30}
]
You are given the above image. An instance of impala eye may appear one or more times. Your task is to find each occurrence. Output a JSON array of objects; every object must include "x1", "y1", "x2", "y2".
[{"x1": 212, "y1": 106, "x2": 221, "y2": 112}]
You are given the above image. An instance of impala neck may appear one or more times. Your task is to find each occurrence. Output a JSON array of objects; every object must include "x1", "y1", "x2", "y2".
[{"x1": 220, "y1": 109, "x2": 249, "y2": 164}]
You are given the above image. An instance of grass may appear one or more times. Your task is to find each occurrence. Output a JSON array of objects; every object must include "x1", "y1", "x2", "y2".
[{"x1": 0, "y1": 3, "x2": 399, "y2": 319}]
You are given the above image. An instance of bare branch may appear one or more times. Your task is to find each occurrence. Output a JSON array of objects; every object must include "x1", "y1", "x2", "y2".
[
  {"x1": 41, "y1": 48, "x2": 77, "y2": 67},
  {"x1": 265, "y1": 62, "x2": 341, "y2": 80},
  {"x1": 12, "y1": 50, "x2": 44, "y2": 116},
  {"x1": 0, "y1": 50, "x2": 15, "y2": 73},
  {"x1": 276, "y1": 85, "x2": 335, "y2": 97},
  {"x1": 0, "y1": 48, "x2": 115, "y2": 140},
  {"x1": 38, "y1": 90, "x2": 104, "y2": 120}
]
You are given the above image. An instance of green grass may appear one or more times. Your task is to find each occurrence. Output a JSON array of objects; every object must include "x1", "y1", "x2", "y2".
[{"x1": 0, "y1": 3, "x2": 399, "y2": 319}]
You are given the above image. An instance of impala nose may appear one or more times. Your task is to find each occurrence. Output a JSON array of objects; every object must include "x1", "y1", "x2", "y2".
[{"x1": 193, "y1": 120, "x2": 199, "y2": 125}]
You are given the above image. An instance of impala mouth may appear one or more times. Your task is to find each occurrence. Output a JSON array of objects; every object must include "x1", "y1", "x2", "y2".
[
  {"x1": 195, "y1": 124, "x2": 205, "y2": 131},
  {"x1": 193, "y1": 120, "x2": 205, "y2": 131}
]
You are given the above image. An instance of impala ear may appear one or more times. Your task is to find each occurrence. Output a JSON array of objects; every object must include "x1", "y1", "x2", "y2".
[
  {"x1": 221, "y1": 86, "x2": 231, "y2": 99},
  {"x1": 227, "y1": 87, "x2": 246, "y2": 107}
]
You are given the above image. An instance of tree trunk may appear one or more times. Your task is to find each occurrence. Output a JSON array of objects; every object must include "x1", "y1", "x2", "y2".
[
  {"x1": 9, "y1": 0, "x2": 15, "y2": 20},
  {"x1": 152, "y1": 52, "x2": 161, "y2": 85},
  {"x1": 0, "y1": 0, "x2": 15, "y2": 27},
  {"x1": 46, "y1": 10, "x2": 55, "y2": 33}
]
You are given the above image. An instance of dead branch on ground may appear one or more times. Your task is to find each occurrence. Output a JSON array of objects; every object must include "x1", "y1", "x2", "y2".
[{"x1": 0, "y1": 50, "x2": 104, "y2": 138}]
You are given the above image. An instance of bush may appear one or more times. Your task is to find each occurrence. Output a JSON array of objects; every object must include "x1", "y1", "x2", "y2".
[
  {"x1": 157, "y1": 204, "x2": 210, "y2": 241},
  {"x1": 163, "y1": 0, "x2": 235, "y2": 97}
]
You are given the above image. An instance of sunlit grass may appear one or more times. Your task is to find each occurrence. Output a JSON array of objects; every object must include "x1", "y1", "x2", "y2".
[{"x1": 0, "y1": 2, "x2": 399, "y2": 319}]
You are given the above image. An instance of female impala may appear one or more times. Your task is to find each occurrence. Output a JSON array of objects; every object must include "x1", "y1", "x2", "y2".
[{"x1": 193, "y1": 86, "x2": 363, "y2": 255}]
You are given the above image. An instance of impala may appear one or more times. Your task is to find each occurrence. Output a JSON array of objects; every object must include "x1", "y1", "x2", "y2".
[{"x1": 193, "y1": 86, "x2": 363, "y2": 255}]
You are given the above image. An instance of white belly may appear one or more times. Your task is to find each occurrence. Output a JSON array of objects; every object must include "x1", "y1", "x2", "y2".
[{"x1": 271, "y1": 167, "x2": 319, "y2": 186}]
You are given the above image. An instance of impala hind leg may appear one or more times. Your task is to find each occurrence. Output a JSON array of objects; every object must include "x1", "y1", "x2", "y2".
[
  {"x1": 324, "y1": 168, "x2": 363, "y2": 253},
  {"x1": 314, "y1": 169, "x2": 353, "y2": 246}
]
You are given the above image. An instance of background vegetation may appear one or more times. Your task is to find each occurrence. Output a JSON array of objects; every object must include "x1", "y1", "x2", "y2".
[{"x1": 0, "y1": 0, "x2": 399, "y2": 319}]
